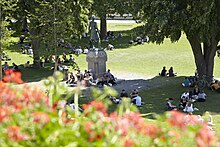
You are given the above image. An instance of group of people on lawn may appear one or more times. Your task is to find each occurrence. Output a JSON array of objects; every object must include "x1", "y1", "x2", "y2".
[
  {"x1": 159, "y1": 66, "x2": 176, "y2": 77},
  {"x1": 161, "y1": 66, "x2": 220, "y2": 115},
  {"x1": 110, "y1": 89, "x2": 143, "y2": 107},
  {"x1": 65, "y1": 69, "x2": 117, "y2": 88},
  {"x1": 167, "y1": 77, "x2": 220, "y2": 114},
  {"x1": 2, "y1": 62, "x2": 21, "y2": 72},
  {"x1": 166, "y1": 86, "x2": 206, "y2": 114}
]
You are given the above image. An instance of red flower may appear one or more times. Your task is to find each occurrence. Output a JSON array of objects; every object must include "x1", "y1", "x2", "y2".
[
  {"x1": 196, "y1": 124, "x2": 214, "y2": 147},
  {"x1": 124, "y1": 138, "x2": 134, "y2": 147},
  {"x1": 83, "y1": 101, "x2": 107, "y2": 116},
  {"x1": 0, "y1": 107, "x2": 11, "y2": 123},
  {"x1": 166, "y1": 111, "x2": 186, "y2": 130},
  {"x1": 143, "y1": 124, "x2": 160, "y2": 138},
  {"x1": 84, "y1": 122, "x2": 93, "y2": 133},
  {"x1": 33, "y1": 112, "x2": 50, "y2": 125},
  {"x1": 168, "y1": 130, "x2": 180, "y2": 144},
  {"x1": 7, "y1": 126, "x2": 28, "y2": 141},
  {"x1": 2, "y1": 70, "x2": 23, "y2": 84}
]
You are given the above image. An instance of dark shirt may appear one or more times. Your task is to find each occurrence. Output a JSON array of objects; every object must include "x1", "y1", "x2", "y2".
[
  {"x1": 168, "y1": 69, "x2": 174, "y2": 77},
  {"x1": 161, "y1": 69, "x2": 167, "y2": 76},
  {"x1": 120, "y1": 92, "x2": 128, "y2": 98}
]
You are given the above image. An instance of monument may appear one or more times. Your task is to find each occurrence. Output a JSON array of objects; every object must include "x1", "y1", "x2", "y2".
[{"x1": 86, "y1": 15, "x2": 107, "y2": 79}]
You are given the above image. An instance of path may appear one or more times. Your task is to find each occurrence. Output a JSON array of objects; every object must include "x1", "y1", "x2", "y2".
[
  {"x1": 17, "y1": 72, "x2": 154, "y2": 93},
  {"x1": 112, "y1": 72, "x2": 154, "y2": 92}
]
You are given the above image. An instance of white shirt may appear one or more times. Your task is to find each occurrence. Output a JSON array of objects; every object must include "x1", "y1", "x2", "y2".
[
  {"x1": 133, "y1": 96, "x2": 142, "y2": 106},
  {"x1": 184, "y1": 104, "x2": 194, "y2": 113},
  {"x1": 198, "y1": 93, "x2": 206, "y2": 99},
  {"x1": 181, "y1": 92, "x2": 189, "y2": 99}
]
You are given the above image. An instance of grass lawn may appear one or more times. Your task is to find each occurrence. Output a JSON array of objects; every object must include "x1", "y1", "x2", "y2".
[{"x1": 2, "y1": 21, "x2": 220, "y2": 130}]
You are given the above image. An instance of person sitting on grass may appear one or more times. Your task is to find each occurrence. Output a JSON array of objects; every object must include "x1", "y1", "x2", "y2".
[
  {"x1": 76, "y1": 70, "x2": 83, "y2": 82},
  {"x1": 182, "y1": 77, "x2": 191, "y2": 87},
  {"x1": 166, "y1": 98, "x2": 177, "y2": 111},
  {"x1": 3, "y1": 62, "x2": 9, "y2": 71},
  {"x1": 108, "y1": 74, "x2": 117, "y2": 86},
  {"x1": 104, "y1": 69, "x2": 116, "y2": 86},
  {"x1": 192, "y1": 85, "x2": 200, "y2": 99},
  {"x1": 210, "y1": 80, "x2": 220, "y2": 91},
  {"x1": 62, "y1": 52, "x2": 68, "y2": 63},
  {"x1": 83, "y1": 74, "x2": 95, "y2": 87},
  {"x1": 96, "y1": 77, "x2": 105, "y2": 88},
  {"x1": 179, "y1": 96, "x2": 188, "y2": 109},
  {"x1": 12, "y1": 62, "x2": 20, "y2": 72},
  {"x1": 24, "y1": 61, "x2": 32, "y2": 68},
  {"x1": 197, "y1": 91, "x2": 207, "y2": 102},
  {"x1": 106, "y1": 43, "x2": 114, "y2": 50},
  {"x1": 109, "y1": 96, "x2": 121, "y2": 104},
  {"x1": 183, "y1": 101, "x2": 199, "y2": 114},
  {"x1": 167, "y1": 67, "x2": 176, "y2": 77},
  {"x1": 132, "y1": 92, "x2": 142, "y2": 107},
  {"x1": 66, "y1": 72, "x2": 76, "y2": 85},
  {"x1": 159, "y1": 66, "x2": 167, "y2": 76},
  {"x1": 120, "y1": 89, "x2": 129, "y2": 99},
  {"x1": 130, "y1": 89, "x2": 138, "y2": 98},
  {"x1": 69, "y1": 55, "x2": 75, "y2": 62}
]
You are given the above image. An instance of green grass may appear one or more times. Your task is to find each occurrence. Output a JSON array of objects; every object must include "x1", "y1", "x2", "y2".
[
  {"x1": 75, "y1": 34, "x2": 220, "y2": 77},
  {"x1": 2, "y1": 22, "x2": 220, "y2": 129}
]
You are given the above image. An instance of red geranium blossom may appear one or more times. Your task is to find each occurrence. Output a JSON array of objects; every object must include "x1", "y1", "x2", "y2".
[
  {"x1": 196, "y1": 124, "x2": 214, "y2": 147},
  {"x1": 7, "y1": 126, "x2": 29, "y2": 141},
  {"x1": 2, "y1": 70, "x2": 23, "y2": 84},
  {"x1": 0, "y1": 107, "x2": 11, "y2": 123},
  {"x1": 166, "y1": 110, "x2": 186, "y2": 130},
  {"x1": 33, "y1": 112, "x2": 50, "y2": 125},
  {"x1": 83, "y1": 101, "x2": 107, "y2": 116}
]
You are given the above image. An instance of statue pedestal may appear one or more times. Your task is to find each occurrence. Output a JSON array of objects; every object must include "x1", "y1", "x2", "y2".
[{"x1": 86, "y1": 48, "x2": 107, "y2": 79}]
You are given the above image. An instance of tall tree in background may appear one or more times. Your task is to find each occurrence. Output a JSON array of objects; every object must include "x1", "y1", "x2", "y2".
[
  {"x1": 91, "y1": 0, "x2": 115, "y2": 39},
  {"x1": 134, "y1": 0, "x2": 220, "y2": 81}
]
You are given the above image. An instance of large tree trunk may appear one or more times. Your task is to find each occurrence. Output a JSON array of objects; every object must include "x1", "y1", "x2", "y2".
[
  {"x1": 187, "y1": 34, "x2": 218, "y2": 82},
  {"x1": 203, "y1": 37, "x2": 218, "y2": 81},
  {"x1": 100, "y1": 15, "x2": 107, "y2": 39},
  {"x1": 187, "y1": 35, "x2": 206, "y2": 77},
  {"x1": 31, "y1": 29, "x2": 41, "y2": 68}
]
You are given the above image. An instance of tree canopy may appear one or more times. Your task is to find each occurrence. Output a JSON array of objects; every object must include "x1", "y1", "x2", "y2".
[
  {"x1": 135, "y1": 0, "x2": 220, "y2": 79},
  {"x1": 9, "y1": 0, "x2": 91, "y2": 67}
]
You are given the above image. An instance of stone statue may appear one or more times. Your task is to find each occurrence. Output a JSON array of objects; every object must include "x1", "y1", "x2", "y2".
[{"x1": 88, "y1": 15, "x2": 100, "y2": 48}]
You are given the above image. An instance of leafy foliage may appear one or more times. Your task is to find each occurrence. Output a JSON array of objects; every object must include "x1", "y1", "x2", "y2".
[{"x1": 0, "y1": 71, "x2": 219, "y2": 146}]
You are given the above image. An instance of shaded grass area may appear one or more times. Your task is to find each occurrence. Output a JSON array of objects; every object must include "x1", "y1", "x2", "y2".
[
  {"x1": 76, "y1": 76, "x2": 220, "y2": 130},
  {"x1": 78, "y1": 76, "x2": 220, "y2": 115}
]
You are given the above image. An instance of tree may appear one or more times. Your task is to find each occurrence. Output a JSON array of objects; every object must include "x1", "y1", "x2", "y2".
[
  {"x1": 0, "y1": 0, "x2": 16, "y2": 80},
  {"x1": 12, "y1": 0, "x2": 91, "y2": 68},
  {"x1": 134, "y1": 0, "x2": 220, "y2": 81},
  {"x1": 90, "y1": 0, "x2": 116, "y2": 39}
]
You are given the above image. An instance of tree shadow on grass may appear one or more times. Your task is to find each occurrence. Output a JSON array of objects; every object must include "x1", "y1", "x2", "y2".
[
  {"x1": 77, "y1": 76, "x2": 220, "y2": 116},
  {"x1": 138, "y1": 76, "x2": 220, "y2": 115},
  {"x1": 5, "y1": 26, "x2": 148, "y2": 66}
]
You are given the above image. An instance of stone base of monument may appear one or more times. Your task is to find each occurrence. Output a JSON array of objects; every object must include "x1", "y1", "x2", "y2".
[{"x1": 86, "y1": 48, "x2": 107, "y2": 79}]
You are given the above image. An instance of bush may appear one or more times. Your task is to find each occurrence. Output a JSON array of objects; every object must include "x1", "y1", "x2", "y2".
[{"x1": 0, "y1": 70, "x2": 218, "y2": 146}]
